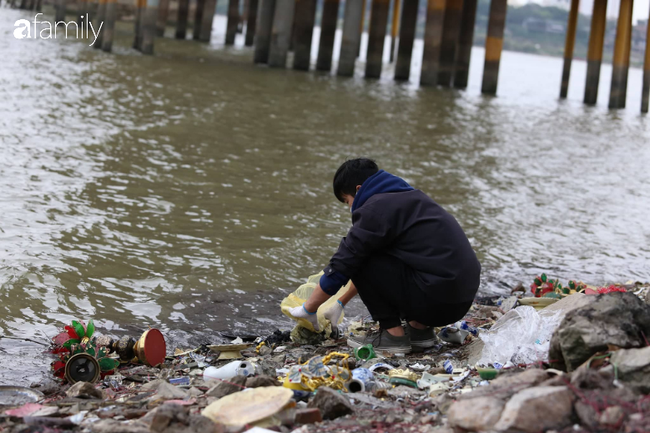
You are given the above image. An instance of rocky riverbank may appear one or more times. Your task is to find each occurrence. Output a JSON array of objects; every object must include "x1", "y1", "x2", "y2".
[{"x1": 1, "y1": 285, "x2": 649, "y2": 433}]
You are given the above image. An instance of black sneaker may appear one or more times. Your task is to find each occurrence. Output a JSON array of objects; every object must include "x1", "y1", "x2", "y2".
[
  {"x1": 407, "y1": 324, "x2": 438, "y2": 350},
  {"x1": 347, "y1": 329, "x2": 411, "y2": 354}
]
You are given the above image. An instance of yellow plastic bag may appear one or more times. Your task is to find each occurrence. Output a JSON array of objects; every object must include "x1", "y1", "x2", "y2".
[{"x1": 280, "y1": 272, "x2": 350, "y2": 332}]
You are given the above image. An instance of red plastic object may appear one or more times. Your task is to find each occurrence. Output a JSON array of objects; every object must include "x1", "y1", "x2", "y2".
[{"x1": 141, "y1": 329, "x2": 166, "y2": 367}]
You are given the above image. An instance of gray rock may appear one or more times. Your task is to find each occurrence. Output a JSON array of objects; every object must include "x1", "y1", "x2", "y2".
[
  {"x1": 205, "y1": 375, "x2": 247, "y2": 399},
  {"x1": 448, "y1": 397, "x2": 505, "y2": 431},
  {"x1": 494, "y1": 386, "x2": 574, "y2": 432},
  {"x1": 65, "y1": 381, "x2": 104, "y2": 399},
  {"x1": 599, "y1": 405, "x2": 626, "y2": 426},
  {"x1": 550, "y1": 292, "x2": 650, "y2": 371},
  {"x1": 570, "y1": 363, "x2": 614, "y2": 390},
  {"x1": 307, "y1": 386, "x2": 354, "y2": 420},
  {"x1": 457, "y1": 368, "x2": 549, "y2": 401},
  {"x1": 609, "y1": 346, "x2": 650, "y2": 393},
  {"x1": 146, "y1": 404, "x2": 222, "y2": 433},
  {"x1": 245, "y1": 375, "x2": 280, "y2": 388},
  {"x1": 141, "y1": 379, "x2": 166, "y2": 391},
  {"x1": 187, "y1": 386, "x2": 204, "y2": 397},
  {"x1": 155, "y1": 382, "x2": 188, "y2": 400},
  {"x1": 575, "y1": 401, "x2": 599, "y2": 430},
  {"x1": 91, "y1": 420, "x2": 150, "y2": 433}
]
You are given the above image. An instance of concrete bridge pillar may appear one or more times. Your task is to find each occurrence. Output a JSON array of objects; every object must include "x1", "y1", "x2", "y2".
[
  {"x1": 93, "y1": 0, "x2": 107, "y2": 49},
  {"x1": 55, "y1": 0, "x2": 67, "y2": 24},
  {"x1": 453, "y1": 0, "x2": 477, "y2": 89},
  {"x1": 293, "y1": 0, "x2": 317, "y2": 71},
  {"x1": 481, "y1": 0, "x2": 507, "y2": 95},
  {"x1": 609, "y1": 0, "x2": 634, "y2": 109},
  {"x1": 156, "y1": 0, "x2": 170, "y2": 36},
  {"x1": 226, "y1": 0, "x2": 240, "y2": 45},
  {"x1": 560, "y1": 0, "x2": 579, "y2": 98},
  {"x1": 254, "y1": 0, "x2": 276, "y2": 63},
  {"x1": 438, "y1": 0, "x2": 463, "y2": 87},
  {"x1": 584, "y1": 0, "x2": 607, "y2": 105},
  {"x1": 198, "y1": 0, "x2": 218, "y2": 42},
  {"x1": 316, "y1": 0, "x2": 340, "y2": 71},
  {"x1": 365, "y1": 0, "x2": 390, "y2": 78},
  {"x1": 389, "y1": 0, "x2": 401, "y2": 63},
  {"x1": 268, "y1": 0, "x2": 295, "y2": 67},
  {"x1": 134, "y1": 0, "x2": 145, "y2": 49},
  {"x1": 420, "y1": 0, "x2": 446, "y2": 86},
  {"x1": 338, "y1": 0, "x2": 364, "y2": 76},
  {"x1": 141, "y1": 0, "x2": 159, "y2": 54},
  {"x1": 394, "y1": 0, "x2": 418, "y2": 81},
  {"x1": 643, "y1": 6, "x2": 650, "y2": 113},
  {"x1": 101, "y1": 0, "x2": 116, "y2": 51},
  {"x1": 175, "y1": 0, "x2": 190, "y2": 39},
  {"x1": 245, "y1": 0, "x2": 259, "y2": 46}
]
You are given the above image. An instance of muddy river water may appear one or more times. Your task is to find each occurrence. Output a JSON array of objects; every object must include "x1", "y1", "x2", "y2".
[{"x1": 1, "y1": 9, "x2": 649, "y2": 384}]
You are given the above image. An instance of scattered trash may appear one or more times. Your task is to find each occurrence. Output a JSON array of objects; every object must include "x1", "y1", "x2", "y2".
[
  {"x1": 438, "y1": 326, "x2": 470, "y2": 345},
  {"x1": 353, "y1": 344, "x2": 376, "y2": 361},
  {"x1": 283, "y1": 353, "x2": 352, "y2": 392},
  {"x1": 203, "y1": 360, "x2": 256, "y2": 381},
  {"x1": 207, "y1": 342, "x2": 251, "y2": 360},
  {"x1": 202, "y1": 386, "x2": 294, "y2": 428},
  {"x1": 478, "y1": 305, "x2": 564, "y2": 366},
  {"x1": 49, "y1": 319, "x2": 166, "y2": 383},
  {"x1": 0, "y1": 387, "x2": 43, "y2": 407},
  {"x1": 347, "y1": 368, "x2": 374, "y2": 393},
  {"x1": 2, "y1": 278, "x2": 648, "y2": 433},
  {"x1": 388, "y1": 369, "x2": 418, "y2": 388},
  {"x1": 168, "y1": 376, "x2": 190, "y2": 386}
]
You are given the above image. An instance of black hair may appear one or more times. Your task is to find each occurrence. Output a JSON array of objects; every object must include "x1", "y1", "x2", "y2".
[{"x1": 333, "y1": 158, "x2": 379, "y2": 203}]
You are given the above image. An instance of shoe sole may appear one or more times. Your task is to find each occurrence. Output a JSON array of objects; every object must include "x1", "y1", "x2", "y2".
[
  {"x1": 411, "y1": 338, "x2": 439, "y2": 349},
  {"x1": 347, "y1": 338, "x2": 412, "y2": 354}
]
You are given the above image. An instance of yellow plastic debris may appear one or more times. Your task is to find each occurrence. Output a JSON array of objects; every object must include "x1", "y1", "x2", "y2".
[{"x1": 280, "y1": 272, "x2": 349, "y2": 332}]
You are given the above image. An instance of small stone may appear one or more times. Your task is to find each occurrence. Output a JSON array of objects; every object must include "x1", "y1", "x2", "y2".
[
  {"x1": 574, "y1": 401, "x2": 599, "y2": 430},
  {"x1": 609, "y1": 346, "x2": 650, "y2": 393},
  {"x1": 90, "y1": 420, "x2": 150, "y2": 433},
  {"x1": 155, "y1": 382, "x2": 188, "y2": 400},
  {"x1": 149, "y1": 404, "x2": 188, "y2": 432},
  {"x1": 458, "y1": 369, "x2": 549, "y2": 401},
  {"x1": 205, "y1": 375, "x2": 247, "y2": 399},
  {"x1": 599, "y1": 406, "x2": 625, "y2": 426},
  {"x1": 245, "y1": 375, "x2": 280, "y2": 388},
  {"x1": 187, "y1": 386, "x2": 204, "y2": 397},
  {"x1": 494, "y1": 386, "x2": 574, "y2": 432},
  {"x1": 259, "y1": 345, "x2": 272, "y2": 356},
  {"x1": 66, "y1": 381, "x2": 105, "y2": 399},
  {"x1": 307, "y1": 387, "x2": 354, "y2": 420},
  {"x1": 294, "y1": 408, "x2": 322, "y2": 425},
  {"x1": 448, "y1": 397, "x2": 505, "y2": 431},
  {"x1": 141, "y1": 379, "x2": 166, "y2": 391}
]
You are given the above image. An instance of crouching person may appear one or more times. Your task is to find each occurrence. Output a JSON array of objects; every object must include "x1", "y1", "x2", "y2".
[{"x1": 290, "y1": 158, "x2": 481, "y2": 354}]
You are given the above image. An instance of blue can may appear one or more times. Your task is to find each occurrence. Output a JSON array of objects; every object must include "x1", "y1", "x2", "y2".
[
  {"x1": 443, "y1": 360, "x2": 453, "y2": 374},
  {"x1": 169, "y1": 377, "x2": 190, "y2": 386}
]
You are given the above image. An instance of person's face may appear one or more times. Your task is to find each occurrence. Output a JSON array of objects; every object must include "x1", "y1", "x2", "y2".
[
  {"x1": 341, "y1": 185, "x2": 362, "y2": 210},
  {"x1": 342, "y1": 194, "x2": 355, "y2": 210}
]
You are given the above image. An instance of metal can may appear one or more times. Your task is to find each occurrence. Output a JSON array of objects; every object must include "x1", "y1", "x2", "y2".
[
  {"x1": 443, "y1": 360, "x2": 454, "y2": 374},
  {"x1": 169, "y1": 377, "x2": 190, "y2": 386}
]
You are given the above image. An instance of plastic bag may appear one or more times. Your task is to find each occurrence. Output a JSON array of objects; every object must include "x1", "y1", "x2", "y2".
[
  {"x1": 477, "y1": 306, "x2": 564, "y2": 367},
  {"x1": 280, "y1": 272, "x2": 349, "y2": 333}
]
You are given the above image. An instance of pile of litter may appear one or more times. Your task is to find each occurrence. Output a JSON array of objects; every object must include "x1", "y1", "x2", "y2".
[{"x1": 0, "y1": 279, "x2": 648, "y2": 433}]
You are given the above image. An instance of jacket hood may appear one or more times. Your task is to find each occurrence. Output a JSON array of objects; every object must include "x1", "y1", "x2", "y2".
[{"x1": 351, "y1": 170, "x2": 414, "y2": 212}]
